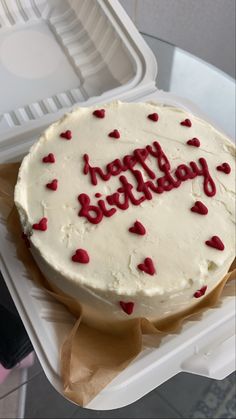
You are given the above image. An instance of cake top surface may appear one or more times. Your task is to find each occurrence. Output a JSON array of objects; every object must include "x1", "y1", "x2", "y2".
[{"x1": 15, "y1": 101, "x2": 235, "y2": 297}]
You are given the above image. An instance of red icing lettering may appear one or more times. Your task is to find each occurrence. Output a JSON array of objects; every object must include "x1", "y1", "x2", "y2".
[
  {"x1": 78, "y1": 143, "x2": 217, "y2": 224},
  {"x1": 83, "y1": 141, "x2": 170, "y2": 186},
  {"x1": 119, "y1": 301, "x2": 134, "y2": 315},
  {"x1": 72, "y1": 249, "x2": 89, "y2": 264},
  {"x1": 107, "y1": 176, "x2": 145, "y2": 210},
  {"x1": 157, "y1": 170, "x2": 181, "y2": 191},
  {"x1": 189, "y1": 158, "x2": 216, "y2": 197},
  {"x1": 109, "y1": 129, "x2": 120, "y2": 139},
  {"x1": 205, "y1": 236, "x2": 224, "y2": 251},
  {"x1": 133, "y1": 169, "x2": 159, "y2": 199},
  {"x1": 78, "y1": 194, "x2": 103, "y2": 224},
  {"x1": 107, "y1": 159, "x2": 124, "y2": 176},
  {"x1": 46, "y1": 179, "x2": 58, "y2": 191},
  {"x1": 148, "y1": 113, "x2": 158, "y2": 122},
  {"x1": 187, "y1": 137, "x2": 200, "y2": 147},
  {"x1": 216, "y1": 163, "x2": 231, "y2": 174},
  {"x1": 191, "y1": 201, "x2": 208, "y2": 215},
  {"x1": 97, "y1": 199, "x2": 116, "y2": 217},
  {"x1": 134, "y1": 148, "x2": 156, "y2": 179},
  {"x1": 146, "y1": 141, "x2": 171, "y2": 172},
  {"x1": 180, "y1": 118, "x2": 192, "y2": 127},
  {"x1": 33, "y1": 217, "x2": 47, "y2": 231},
  {"x1": 95, "y1": 193, "x2": 102, "y2": 198},
  {"x1": 138, "y1": 257, "x2": 156, "y2": 276},
  {"x1": 129, "y1": 220, "x2": 146, "y2": 235},
  {"x1": 42, "y1": 153, "x2": 55, "y2": 163},
  {"x1": 60, "y1": 130, "x2": 72, "y2": 140},
  {"x1": 198, "y1": 158, "x2": 216, "y2": 197},
  {"x1": 83, "y1": 154, "x2": 110, "y2": 185},
  {"x1": 194, "y1": 285, "x2": 207, "y2": 298},
  {"x1": 93, "y1": 109, "x2": 105, "y2": 118},
  {"x1": 175, "y1": 164, "x2": 195, "y2": 181},
  {"x1": 123, "y1": 154, "x2": 137, "y2": 170}
]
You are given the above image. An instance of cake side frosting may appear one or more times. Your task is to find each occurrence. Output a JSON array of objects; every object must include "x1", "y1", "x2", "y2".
[{"x1": 14, "y1": 101, "x2": 235, "y2": 326}]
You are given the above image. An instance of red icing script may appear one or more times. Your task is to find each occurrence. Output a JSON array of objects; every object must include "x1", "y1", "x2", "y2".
[{"x1": 78, "y1": 141, "x2": 216, "y2": 224}]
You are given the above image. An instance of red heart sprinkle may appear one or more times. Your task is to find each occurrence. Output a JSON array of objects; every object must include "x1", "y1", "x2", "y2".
[
  {"x1": 187, "y1": 138, "x2": 200, "y2": 147},
  {"x1": 60, "y1": 130, "x2": 72, "y2": 140},
  {"x1": 95, "y1": 193, "x2": 102, "y2": 198},
  {"x1": 32, "y1": 217, "x2": 48, "y2": 231},
  {"x1": 148, "y1": 113, "x2": 159, "y2": 122},
  {"x1": 216, "y1": 163, "x2": 231, "y2": 174},
  {"x1": 205, "y1": 236, "x2": 224, "y2": 251},
  {"x1": 119, "y1": 301, "x2": 134, "y2": 315},
  {"x1": 93, "y1": 109, "x2": 105, "y2": 118},
  {"x1": 108, "y1": 129, "x2": 120, "y2": 139},
  {"x1": 180, "y1": 118, "x2": 192, "y2": 127},
  {"x1": 129, "y1": 220, "x2": 146, "y2": 235},
  {"x1": 191, "y1": 201, "x2": 208, "y2": 215},
  {"x1": 138, "y1": 257, "x2": 156, "y2": 276},
  {"x1": 72, "y1": 249, "x2": 89, "y2": 264},
  {"x1": 46, "y1": 179, "x2": 58, "y2": 191},
  {"x1": 194, "y1": 285, "x2": 207, "y2": 298},
  {"x1": 22, "y1": 232, "x2": 30, "y2": 248},
  {"x1": 42, "y1": 153, "x2": 55, "y2": 163}
]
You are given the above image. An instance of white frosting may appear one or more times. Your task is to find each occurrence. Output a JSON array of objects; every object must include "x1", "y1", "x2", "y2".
[{"x1": 14, "y1": 102, "x2": 235, "y2": 329}]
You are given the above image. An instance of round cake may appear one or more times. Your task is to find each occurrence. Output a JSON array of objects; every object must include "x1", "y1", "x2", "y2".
[{"x1": 14, "y1": 101, "x2": 235, "y2": 329}]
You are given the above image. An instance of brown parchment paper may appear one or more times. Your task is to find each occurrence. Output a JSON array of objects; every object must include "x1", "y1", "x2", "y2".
[{"x1": 0, "y1": 162, "x2": 235, "y2": 407}]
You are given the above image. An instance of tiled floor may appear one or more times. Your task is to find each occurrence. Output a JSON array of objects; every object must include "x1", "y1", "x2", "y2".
[{"x1": 2, "y1": 353, "x2": 235, "y2": 418}]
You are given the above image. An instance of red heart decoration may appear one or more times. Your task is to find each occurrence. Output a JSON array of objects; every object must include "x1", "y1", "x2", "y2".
[
  {"x1": 32, "y1": 217, "x2": 48, "y2": 231},
  {"x1": 72, "y1": 249, "x2": 89, "y2": 264},
  {"x1": 205, "y1": 236, "x2": 224, "y2": 251},
  {"x1": 93, "y1": 109, "x2": 105, "y2": 118},
  {"x1": 46, "y1": 179, "x2": 58, "y2": 191},
  {"x1": 180, "y1": 118, "x2": 192, "y2": 127},
  {"x1": 187, "y1": 137, "x2": 200, "y2": 147},
  {"x1": 194, "y1": 285, "x2": 207, "y2": 298},
  {"x1": 108, "y1": 129, "x2": 120, "y2": 139},
  {"x1": 60, "y1": 130, "x2": 72, "y2": 140},
  {"x1": 216, "y1": 163, "x2": 231, "y2": 174},
  {"x1": 129, "y1": 220, "x2": 146, "y2": 235},
  {"x1": 42, "y1": 153, "x2": 55, "y2": 163},
  {"x1": 148, "y1": 113, "x2": 159, "y2": 122},
  {"x1": 22, "y1": 232, "x2": 30, "y2": 248},
  {"x1": 119, "y1": 301, "x2": 134, "y2": 315},
  {"x1": 138, "y1": 257, "x2": 156, "y2": 275},
  {"x1": 191, "y1": 201, "x2": 208, "y2": 215}
]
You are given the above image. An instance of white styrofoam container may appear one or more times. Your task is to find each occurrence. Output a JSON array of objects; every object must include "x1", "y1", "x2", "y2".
[{"x1": 0, "y1": 0, "x2": 235, "y2": 410}]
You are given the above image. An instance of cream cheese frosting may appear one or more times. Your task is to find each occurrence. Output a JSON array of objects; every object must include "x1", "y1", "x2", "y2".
[{"x1": 14, "y1": 101, "x2": 235, "y2": 329}]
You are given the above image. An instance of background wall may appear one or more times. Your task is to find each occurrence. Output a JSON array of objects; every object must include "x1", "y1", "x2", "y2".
[{"x1": 119, "y1": 0, "x2": 235, "y2": 78}]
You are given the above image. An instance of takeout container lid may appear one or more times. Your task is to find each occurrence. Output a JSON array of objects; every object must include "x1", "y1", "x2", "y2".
[{"x1": 0, "y1": 0, "x2": 235, "y2": 410}]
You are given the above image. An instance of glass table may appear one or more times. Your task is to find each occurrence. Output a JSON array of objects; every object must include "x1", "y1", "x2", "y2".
[
  {"x1": 0, "y1": 34, "x2": 235, "y2": 419},
  {"x1": 143, "y1": 33, "x2": 235, "y2": 139}
]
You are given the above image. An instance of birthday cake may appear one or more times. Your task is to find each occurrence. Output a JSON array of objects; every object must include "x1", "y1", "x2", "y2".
[{"x1": 14, "y1": 102, "x2": 235, "y2": 329}]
